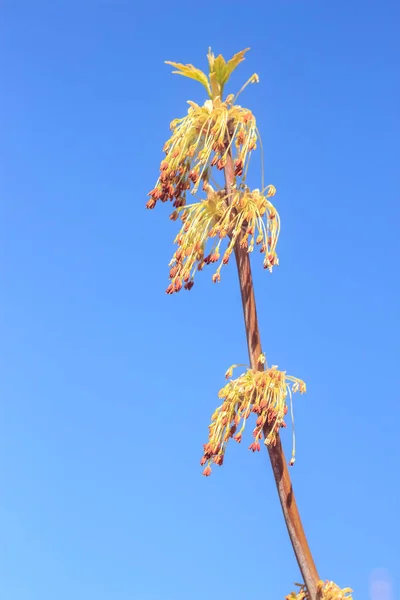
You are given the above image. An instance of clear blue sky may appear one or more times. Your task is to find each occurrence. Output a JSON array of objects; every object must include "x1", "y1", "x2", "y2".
[{"x1": 1, "y1": 2, "x2": 399, "y2": 599}]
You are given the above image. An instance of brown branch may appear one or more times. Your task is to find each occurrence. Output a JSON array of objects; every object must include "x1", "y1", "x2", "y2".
[{"x1": 224, "y1": 155, "x2": 319, "y2": 599}]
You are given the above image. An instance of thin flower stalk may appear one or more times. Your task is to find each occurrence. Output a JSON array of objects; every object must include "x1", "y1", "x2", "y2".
[{"x1": 201, "y1": 364, "x2": 305, "y2": 476}]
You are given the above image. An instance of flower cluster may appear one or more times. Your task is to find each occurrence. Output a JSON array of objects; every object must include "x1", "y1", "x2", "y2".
[
  {"x1": 200, "y1": 360, "x2": 305, "y2": 476},
  {"x1": 165, "y1": 184, "x2": 279, "y2": 294},
  {"x1": 286, "y1": 581, "x2": 353, "y2": 600},
  {"x1": 146, "y1": 93, "x2": 259, "y2": 211},
  {"x1": 146, "y1": 48, "x2": 280, "y2": 293}
]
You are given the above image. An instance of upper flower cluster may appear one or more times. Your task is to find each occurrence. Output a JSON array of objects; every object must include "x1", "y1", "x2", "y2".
[
  {"x1": 146, "y1": 94, "x2": 259, "y2": 211},
  {"x1": 147, "y1": 48, "x2": 281, "y2": 292}
]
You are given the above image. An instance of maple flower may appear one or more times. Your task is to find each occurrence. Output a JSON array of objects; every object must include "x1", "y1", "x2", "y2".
[
  {"x1": 146, "y1": 47, "x2": 262, "y2": 211},
  {"x1": 285, "y1": 581, "x2": 353, "y2": 600},
  {"x1": 200, "y1": 363, "x2": 305, "y2": 473},
  {"x1": 316, "y1": 581, "x2": 353, "y2": 600},
  {"x1": 165, "y1": 184, "x2": 279, "y2": 293},
  {"x1": 146, "y1": 96, "x2": 260, "y2": 210}
]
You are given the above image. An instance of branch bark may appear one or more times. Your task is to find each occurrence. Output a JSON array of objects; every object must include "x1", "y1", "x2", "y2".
[{"x1": 224, "y1": 155, "x2": 319, "y2": 599}]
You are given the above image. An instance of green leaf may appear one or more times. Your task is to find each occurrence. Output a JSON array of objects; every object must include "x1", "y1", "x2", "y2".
[
  {"x1": 165, "y1": 61, "x2": 211, "y2": 97},
  {"x1": 225, "y1": 48, "x2": 250, "y2": 82},
  {"x1": 209, "y1": 48, "x2": 251, "y2": 96},
  {"x1": 212, "y1": 54, "x2": 228, "y2": 86}
]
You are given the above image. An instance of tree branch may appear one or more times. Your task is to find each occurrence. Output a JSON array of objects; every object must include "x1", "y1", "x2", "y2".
[{"x1": 224, "y1": 155, "x2": 319, "y2": 600}]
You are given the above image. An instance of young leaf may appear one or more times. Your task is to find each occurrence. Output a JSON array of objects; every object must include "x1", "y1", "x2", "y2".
[
  {"x1": 225, "y1": 48, "x2": 250, "y2": 82},
  {"x1": 165, "y1": 61, "x2": 211, "y2": 97},
  {"x1": 212, "y1": 54, "x2": 228, "y2": 87}
]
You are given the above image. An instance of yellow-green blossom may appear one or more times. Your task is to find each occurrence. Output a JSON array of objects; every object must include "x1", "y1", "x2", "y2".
[
  {"x1": 146, "y1": 95, "x2": 259, "y2": 210},
  {"x1": 147, "y1": 48, "x2": 263, "y2": 212},
  {"x1": 201, "y1": 364, "x2": 305, "y2": 476},
  {"x1": 286, "y1": 581, "x2": 353, "y2": 600},
  {"x1": 166, "y1": 184, "x2": 279, "y2": 294}
]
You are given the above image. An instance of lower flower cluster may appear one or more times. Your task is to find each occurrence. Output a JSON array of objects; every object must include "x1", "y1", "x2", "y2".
[
  {"x1": 201, "y1": 361, "x2": 305, "y2": 476},
  {"x1": 286, "y1": 581, "x2": 353, "y2": 600}
]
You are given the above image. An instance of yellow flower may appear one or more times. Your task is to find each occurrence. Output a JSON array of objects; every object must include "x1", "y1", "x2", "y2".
[
  {"x1": 286, "y1": 581, "x2": 353, "y2": 600},
  {"x1": 146, "y1": 96, "x2": 261, "y2": 212},
  {"x1": 147, "y1": 49, "x2": 278, "y2": 295},
  {"x1": 201, "y1": 364, "x2": 305, "y2": 474},
  {"x1": 317, "y1": 581, "x2": 353, "y2": 600},
  {"x1": 165, "y1": 186, "x2": 280, "y2": 294}
]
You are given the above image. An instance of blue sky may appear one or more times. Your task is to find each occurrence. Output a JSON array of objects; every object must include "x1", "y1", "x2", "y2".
[{"x1": 1, "y1": 1, "x2": 399, "y2": 599}]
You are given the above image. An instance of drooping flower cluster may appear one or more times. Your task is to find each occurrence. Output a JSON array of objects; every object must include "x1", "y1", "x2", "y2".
[
  {"x1": 200, "y1": 359, "x2": 305, "y2": 476},
  {"x1": 286, "y1": 581, "x2": 353, "y2": 600},
  {"x1": 146, "y1": 93, "x2": 259, "y2": 211},
  {"x1": 146, "y1": 48, "x2": 280, "y2": 292},
  {"x1": 165, "y1": 184, "x2": 279, "y2": 294}
]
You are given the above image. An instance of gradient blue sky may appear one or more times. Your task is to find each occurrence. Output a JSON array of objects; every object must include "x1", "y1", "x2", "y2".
[{"x1": 1, "y1": 2, "x2": 399, "y2": 599}]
